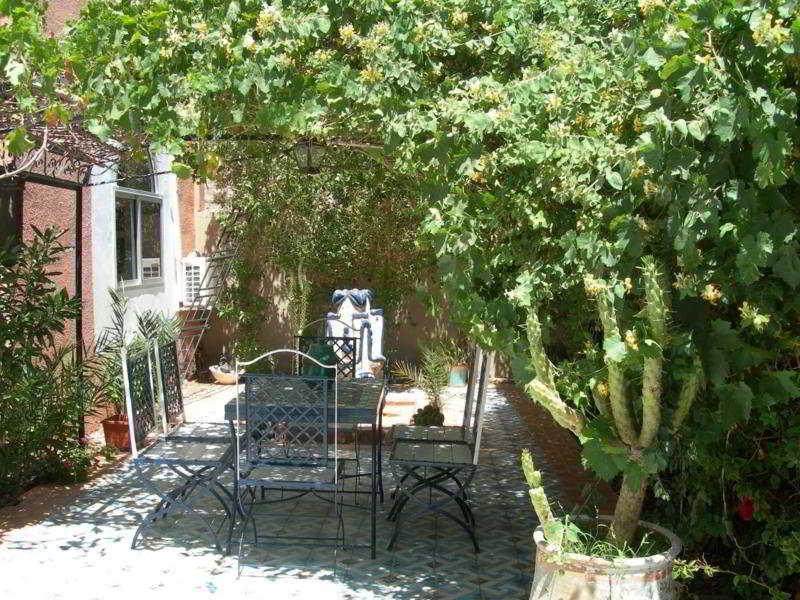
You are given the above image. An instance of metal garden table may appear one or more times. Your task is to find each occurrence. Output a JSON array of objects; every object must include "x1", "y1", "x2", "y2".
[{"x1": 224, "y1": 378, "x2": 387, "y2": 558}]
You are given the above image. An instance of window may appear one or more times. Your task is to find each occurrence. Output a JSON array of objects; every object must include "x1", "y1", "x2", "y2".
[
  {"x1": 115, "y1": 190, "x2": 162, "y2": 286},
  {"x1": 0, "y1": 183, "x2": 22, "y2": 251}
]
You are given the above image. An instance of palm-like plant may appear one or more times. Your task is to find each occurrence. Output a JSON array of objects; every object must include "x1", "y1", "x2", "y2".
[{"x1": 392, "y1": 343, "x2": 451, "y2": 425}]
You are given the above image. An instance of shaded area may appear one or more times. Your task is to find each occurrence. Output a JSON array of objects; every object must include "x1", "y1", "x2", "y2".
[{"x1": 0, "y1": 385, "x2": 603, "y2": 599}]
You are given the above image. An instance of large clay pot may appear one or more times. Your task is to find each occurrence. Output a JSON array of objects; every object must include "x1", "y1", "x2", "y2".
[
  {"x1": 530, "y1": 518, "x2": 682, "y2": 600},
  {"x1": 209, "y1": 365, "x2": 244, "y2": 384},
  {"x1": 101, "y1": 414, "x2": 131, "y2": 451}
]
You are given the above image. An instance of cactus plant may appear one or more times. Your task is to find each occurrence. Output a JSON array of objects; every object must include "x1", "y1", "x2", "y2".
[
  {"x1": 520, "y1": 448, "x2": 555, "y2": 528},
  {"x1": 523, "y1": 256, "x2": 703, "y2": 547}
]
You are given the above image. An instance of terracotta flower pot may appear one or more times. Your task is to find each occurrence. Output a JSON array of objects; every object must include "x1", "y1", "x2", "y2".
[
  {"x1": 209, "y1": 365, "x2": 244, "y2": 385},
  {"x1": 101, "y1": 414, "x2": 131, "y2": 451},
  {"x1": 530, "y1": 517, "x2": 682, "y2": 600}
]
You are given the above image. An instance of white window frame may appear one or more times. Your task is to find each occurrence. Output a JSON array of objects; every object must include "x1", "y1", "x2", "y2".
[{"x1": 114, "y1": 187, "x2": 164, "y2": 289}]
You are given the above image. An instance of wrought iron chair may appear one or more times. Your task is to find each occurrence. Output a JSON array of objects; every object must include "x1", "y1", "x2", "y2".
[
  {"x1": 296, "y1": 336, "x2": 358, "y2": 381},
  {"x1": 391, "y1": 346, "x2": 484, "y2": 444},
  {"x1": 296, "y1": 318, "x2": 376, "y2": 499},
  {"x1": 386, "y1": 349, "x2": 491, "y2": 553},
  {"x1": 124, "y1": 343, "x2": 235, "y2": 553},
  {"x1": 233, "y1": 349, "x2": 347, "y2": 555}
]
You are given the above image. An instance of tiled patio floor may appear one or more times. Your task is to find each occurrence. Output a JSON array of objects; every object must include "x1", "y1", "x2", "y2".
[{"x1": 0, "y1": 384, "x2": 603, "y2": 600}]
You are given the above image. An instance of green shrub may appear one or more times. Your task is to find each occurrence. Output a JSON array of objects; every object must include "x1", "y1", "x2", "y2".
[{"x1": 0, "y1": 229, "x2": 106, "y2": 505}]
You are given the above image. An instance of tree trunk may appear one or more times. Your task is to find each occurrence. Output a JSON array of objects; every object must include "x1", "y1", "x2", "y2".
[{"x1": 608, "y1": 473, "x2": 648, "y2": 547}]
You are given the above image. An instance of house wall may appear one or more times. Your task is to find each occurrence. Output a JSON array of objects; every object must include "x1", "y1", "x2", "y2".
[
  {"x1": 91, "y1": 155, "x2": 183, "y2": 339},
  {"x1": 45, "y1": 0, "x2": 85, "y2": 35},
  {"x1": 20, "y1": 182, "x2": 94, "y2": 348}
]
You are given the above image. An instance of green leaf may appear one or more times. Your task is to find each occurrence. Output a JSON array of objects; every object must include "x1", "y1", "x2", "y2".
[
  {"x1": 773, "y1": 242, "x2": 800, "y2": 288},
  {"x1": 6, "y1": 127, "x2": 35, "y2": 155},
  {"x1": 605, "y1": 170, "x2": 624, "y2": 190},
  {"x1": 171, "y1": 162, "x2": 193, "y2": 178},
  {"x1": 718, "y1": 382, "x2": 753, "y2": 428},
  {"x1": 643, "y1": 47, "x2": 665, "y2": 69},
  {"x1": 86, "y1": 120, "x2": 111, "y2": 139},
  {"x1": 317, "y1": 15, "x2": 331, "y2": 34},
  {"x1": 4, "y1": 59, "x2": 25, "y2": 86},
  {"x1": 736, "y1": 232, "x2": 773, "y2": 284},
  {"x1": 659, "y1": 54, "x2": 690, "y2": 80},
  {"x1": 687, "y1": 120, "x2": 706, "y2": 141},
  {"x1": 603, "y1": 337, "x2": 627, "y2": 362}
]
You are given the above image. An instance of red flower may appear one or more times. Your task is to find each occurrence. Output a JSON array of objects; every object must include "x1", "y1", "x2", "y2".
[
  {"x1": 62, "y1": 459, "x2": 74, "y2": 471},
  {"x1": 736, "y1": 496, "x2": 755, "y2": 521}
]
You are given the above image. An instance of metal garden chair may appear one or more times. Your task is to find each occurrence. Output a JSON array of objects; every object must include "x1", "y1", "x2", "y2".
[
  {"x1": 391, "y1": 346, "x2": 484, "y2": 444},
  {"x1": 124, "y1": 342, "x2": 235, "y2": 553},
  {"x1": 386, "y1": 349, "x2": 491, "y2": 553},
  {"x1": 295, "y1": 317, "x2": 359, "y2": 380},
  {"x1": 232, "y1": 349, "x2": 347, "y2": 555},
  {"x1": 296, "y1": 318, "x2": 378, "y2": 501}
]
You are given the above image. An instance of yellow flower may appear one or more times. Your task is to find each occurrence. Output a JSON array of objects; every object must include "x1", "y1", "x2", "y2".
[
  {"x1": 701, "y1": 284, "x2": 722, "y2": 305},
  {"x1": 625, "y1": 329, "x2": 639, "y2": 350},
  {"x1": 312, "y1": 49, "x2": 333, "y2": 64},
  {"x1": 256, "y1": 6, "x2": 282, "y2": 35},
  {"x1": 643, "y1": 180, "x2": 659, "y2": 197},
  {"x1": 339, "y1": 23, "x2": 358, "y2": 46},
  {"x1": 595, "y1": 381, "x2": 609, "y2": 398},
  {"x1": 739, "y1": 302, "x2": 771, "y2": 332},
  {"x1": 359, "y1": 66, "x2": 383, "y2": 84},
  {"x1": 753, "y1": 13, "x2": 789, "y2": 48},
  {"x1": 372, "y1": 22, "x2": 390, "y2": 38},
  {"x1": 275, "y1": 53, "x2": 295, "y2": 69},
  {"x1": 638, "y1": 0, "x2": 665, "y2": 17},
  {"x1": 695, "y1": 54, "x2": 714, "y2": 67},
  {"x1": 359, "y1": 36, "x2": 380, "y2": 54},
  {"x1": 583, "y1": 274, "x2": 607, "y2": 297},
  {"x1": 623, "y1": 277, "x2": 633, "y2": 293},
  {"x1": 545, "y1": 94, "x2": 562, "y2": 112},
  {"x1": 450, "y1": 11, "x2": 469, "y2": 27}
]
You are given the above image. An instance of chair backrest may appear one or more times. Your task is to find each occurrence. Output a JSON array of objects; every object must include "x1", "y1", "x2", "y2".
[
  {"x1": 122, "y1": 347, "x2": 158, "y2": 456},
  {"x1": 460, "y1": 346, "x2": 483, "y2": 431},
  {"x1": 469, "y1": 350, "x2": 491, "y2": 465},
  {"x1": 295, "y1": 335, "x2": 357, "y2": 379},
  {"x1": 241, "y1": 373, "x2": 330, "y2": 467},
  {"x1": 155, "y1": 341, "x2": 184, "y2": 424}
]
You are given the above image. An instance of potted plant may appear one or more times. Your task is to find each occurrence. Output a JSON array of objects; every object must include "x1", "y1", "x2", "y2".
[
  {"x1": 440, "y1": 338, "x2": 471, "y2": 387},
  {"x1": 98, "y1": 289, "x2": 181, "y2": 450},
  {"x1": 517, "y1": 258, "x2": 699, "y2": 599},
  {"x1": 391, "y1": 341, "x2": 451, "y2": 426}
]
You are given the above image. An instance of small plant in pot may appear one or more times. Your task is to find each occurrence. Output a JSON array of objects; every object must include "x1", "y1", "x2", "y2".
[
  {"x1": 432, "y1": 335, "x2": 471, "y2": 387},
  {"x1": 391, "y1": 342, "x2": 451, "y2": 426},
  {"x1": 98, "y1": 288, "x2": 180, "y2": 450},
  {"x1": 517, "y1": 257, "x2": 700, "y2": 599}
]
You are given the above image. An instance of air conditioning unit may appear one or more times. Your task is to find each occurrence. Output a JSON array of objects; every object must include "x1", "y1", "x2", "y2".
[{"x1": 181, "y1": 254, "x2": 210, "y2": 306}]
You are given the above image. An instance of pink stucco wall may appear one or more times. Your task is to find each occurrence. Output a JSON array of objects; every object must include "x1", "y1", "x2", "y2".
[
  {"x1": 45, "y1": 0, "x2": 86, "y2": 35},
  {"x1": 21, "y1": 182, "x2": 94, "y2": 350}
]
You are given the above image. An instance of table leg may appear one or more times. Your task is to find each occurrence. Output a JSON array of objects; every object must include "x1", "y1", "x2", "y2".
[{"x1": 371, "y1": 420, "x2": 377, "y2": 559}]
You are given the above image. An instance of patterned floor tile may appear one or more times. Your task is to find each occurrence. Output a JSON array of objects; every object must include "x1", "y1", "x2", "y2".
[{"x1": 0, "y1": 385, "x2": 603, "y2": 600}]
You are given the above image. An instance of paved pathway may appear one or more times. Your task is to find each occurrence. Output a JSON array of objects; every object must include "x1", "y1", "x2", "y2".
[{"x1": 0, "y1": 384, "x2": 605, "y2": 600}]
